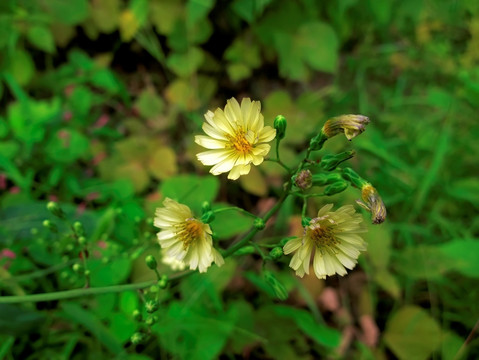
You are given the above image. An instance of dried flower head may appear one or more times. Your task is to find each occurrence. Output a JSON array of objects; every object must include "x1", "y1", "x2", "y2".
[
  {"x1": 283, "y1": 204, "x2": 367, "y2": 279},
  {"x1": 357, "y1": 184, "x2": 387, "y2": 224},
  {"x1": 294, "y1": 169, "x2": 313, "y2": 190},
  {"x1": 154, "y1": 198, "x2": 224, "y2": 273},
  {"x1": 322, "y1": 114, "x2": 370, "y2": 140},
  {"x1": 195, "y1": 97, "x2": 276, "y2": 180}
]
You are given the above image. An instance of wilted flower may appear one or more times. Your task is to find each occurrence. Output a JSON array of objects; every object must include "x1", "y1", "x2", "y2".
[
  {"x1": 294, "y1": 169, "x2": 313, "y2": 190},
  {"x1": 154, "y1": 198, "x2": 224, "y2": 273},
  {"x1": 195, "y1": 97, "x2": 276, "y2": 180},
  {"x1": 357, "y1": 184, "x2": 387, "y2": 224},
  {"x1": 322, "y1": 114, "x2": 370, "y2": 140},
  {"x1": 283, "y1": 204, "x2": 367, "y2": 279}
]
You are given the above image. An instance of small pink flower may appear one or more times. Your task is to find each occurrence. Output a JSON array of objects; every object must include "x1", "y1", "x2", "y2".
[
  {"x1": 1, "y1": 249, "x2": 16, "y2": 259},
  {"x1": 10, "y1": 186, "x2": 20, "y2": 194},
  {"x1": 93, "y1": 114, "x2": 109, "y2": 128}
]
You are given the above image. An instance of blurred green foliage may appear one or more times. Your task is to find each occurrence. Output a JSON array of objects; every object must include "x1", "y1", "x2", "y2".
[{"x1": 1, "y1": 0, "x2": 479, "y2": 359}]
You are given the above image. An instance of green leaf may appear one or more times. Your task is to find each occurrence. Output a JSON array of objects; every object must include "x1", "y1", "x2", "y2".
[
  {"x1": 187, "y1": 0, "x2": 215, "y2": 25},
  {"x1": 239, "y1": 166, "x2": 268, "y2": 196},
  {"x1": 91, "y1": 0, "x2": 121, "y2": 33},
  {"x1": 26, "y1": 26, "x2": 55, "y2": 53},
  {"x1": 231, "y1": 0, "x2": 271, "y2": 23},
  {"x1": 297, "y1": 22, "x2": 338, "y2": 73},
  {"x1": 147, "y1": 147, "x2": 178, "y2": 180},
  {"x1": 166, "y1": 47, "x2": 205, "y2": 77},
  {"x1": 45, "y1": 129, "x2": 90, "y2": 163},
  {"x1": 88, "y1": 258, "x2": 131, "y2": 286},
  {"x1": 0, "y1": 304, "x2": 46, "y2": 336},
  {"x1": 0, "y1": 141, "x2": 19, "y2": 159},
  {"x1": 8, "y1": 49, "x2": 35, "y2": 86},
  {"x1": 160, "y1": 175, "x2": 219, "y2": 214},
  {"x1": 438, "y1": 239, "x2": 479, "y2": 278},
  {"x1": 150, "y1": 0, "x2": 184, "y2": 35},
  {"x1": 365, "y1": 222, "x2": 392, "y2": 269},
  {"x1": 211, "y1": 203, "x2": 253, "y2": 239},
  {"x1": 135, "y1": 88, "x2": 164, "y2": 119},
  {"x1": 43, "y1": 0, "x2": 89, "y2": 25},
  {"x1": 383, "y1": 306, "x2": 441, "y2": 360},
  {"x1": 108, "y1": 312, "x2": 137, "y2": 344},
  {"x1": 119, "y1": 291, "x2": 140, "y2": 315},
  {"x1": 61, "y1": 302, "x2": 123, "y2": 354},
  {"x1": 274, "y1": 305, "x2": 341, "y2": 348}
]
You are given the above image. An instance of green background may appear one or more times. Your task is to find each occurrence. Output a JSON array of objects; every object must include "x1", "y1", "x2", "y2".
[{"x1": 1, "y1": 0, "x2": 478, "y2": 359}]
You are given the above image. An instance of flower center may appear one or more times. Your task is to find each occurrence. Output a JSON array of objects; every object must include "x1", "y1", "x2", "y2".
[
  {"x1": 176, "y1": 219, "x2": 203, "y2": 250},
  {"x1": 229, "y1": 130, "x2": 252, "y2": 153},
  {"x1": 308, "y1": 225, "x2": 337, "y2": 248}
]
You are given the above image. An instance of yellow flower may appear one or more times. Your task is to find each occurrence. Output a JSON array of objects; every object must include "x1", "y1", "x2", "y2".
[
  {"x1": 154, "y1": 198, "x2": 224, "y2": 273},
  {"x1": 195, "y1": 97, "x2": 276, "y2": 180},
  {"x1": 161, "y1": 250, "x2": 186, "y2": 271},
  {"x1": 283, "y1": 204, "x2": 367, "y2": 279}
]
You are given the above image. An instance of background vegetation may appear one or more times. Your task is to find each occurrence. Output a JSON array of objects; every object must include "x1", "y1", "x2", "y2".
[{"x1": 1, "y1": 0, "x2": 478, "y2": 359}]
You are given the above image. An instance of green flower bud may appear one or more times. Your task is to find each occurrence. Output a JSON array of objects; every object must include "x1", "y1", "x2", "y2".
[
  {"x1": 233, "y1": 246, "x2": 256, "y2": 256},
  {"x1": 341, "y1": 167, "x2": 368, "y2": 189},
  {"x1": 42, "y1": 220, "x2": 58, "y2": 233},
  {"x1": 273, "y1": 115, "x2": 287, "y2": 140},
  {"x1": 130, "y1": 332, "x2": 144, "y2": 345},
  {"x1": 132, "y1": 309, "x2": 142, "y2": 321},
  {"x1": 200, "y1": 211, "x2": 215, "y2": 224},
  {"x1": 324, "y1": 180, "x2": 349, "y2": 196},
  {"x1": 47, "y1": 201, "x2": 65, "y2": 219},
  {"x1": 269, "y1": 247, "x2": 283, "y2": 260},
  {"x1": 78, "y1": 236, "x2": 87, "y2": 246},
  {"x1": 201, "y1": 201, "x2": 211, "y2": 213},
  {"x1": 320, "y1": 150, "x2": 355, "y2": 171},
  {"x1": 301, "y1": 217, "x2": 311, "y2": 227},
  {"x1": 145, "y1": 315, "x2": 158, "y2": 326},
  {"x1": 253, "y1": 218, "x2": 265, "y2": 230},
  {"x1": 73, "y1": 221, "x2": 84, "y2": 236},
  {"x1": 158, "y1": 277, "x2": 168, "y2": 289},
  {"x1": 72, "y1": 263, "x2": 83, "y2": 273},
  {"x1": 84, "y1": 270, "x2": 91, "y2": 277},
  {"x1": 263, "y1": 270, "x2": 288, "y2": 300},
  {"x1": 145, "y1": 255, "x2": 158, "y2": 270},
  {"x1": 145, "y1": 300, "x2": 159, "y2": 313},
  {"x1": 312, "y1": 173, "x2": 343, "y2": 186}
]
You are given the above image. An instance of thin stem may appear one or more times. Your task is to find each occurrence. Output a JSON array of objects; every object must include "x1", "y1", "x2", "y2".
[
  {"x1": 265, "y1": 158, "x2": 291, "y2": 172},
  {"x1": 249, "y1": 241, "x2": 269, "y2": 260},
  {"x1": 302, "y1": 198, "x2": 308, "y2": 218},
  {"x1": 0, "y1": 270, "x2": 192, "y2": 304},
  {"x1": 4, "y1": 260, "x2": 76, "y2": 283}
]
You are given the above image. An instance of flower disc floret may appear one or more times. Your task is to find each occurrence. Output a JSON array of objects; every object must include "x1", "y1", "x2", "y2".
[
  {"x1": 195, "y1": 97, "x2": 276, "y2": 180},
  {"x1": 154, "y1": 198, "x2": 224, "y2": 273},
  {"x1": 283, "y1": 204, "x2": 367, "y2": 279}
]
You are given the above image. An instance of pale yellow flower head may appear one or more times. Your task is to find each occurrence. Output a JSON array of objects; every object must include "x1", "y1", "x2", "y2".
[
  {"x1": 154, "y1": 198, "x2": 224, "y2": 273},
  {"x1": 283, "y1": 204, "x2": 367, "y2": 279},
  {"x1": 195, "y1": 97, "x2": 276, "y2": 180}
]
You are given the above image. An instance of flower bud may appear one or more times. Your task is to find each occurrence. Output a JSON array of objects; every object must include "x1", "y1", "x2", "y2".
[
  {"x1": 131, "y1": 332, "x2": 145, "y2": 345},
  {"x1": 132, "y1": 309, "x2": 142, "y2": 321},
  {"x1": 263, "y1": 270, "x2": 288, "y2": 300},
  {"x1": 158, "y1": 276, "x2": 169, "y2": 289},
  {"x1": 312, "y1": 173, "x2": 342, "y2": 186},
  {"x1": 73, "y1": 221, "x2": 84, "y2": 236},
  {"x1": 322, "y1": 114, "x2": 370, "y2": 140},
  {"x1": 42, "y1": 220, "x2": 58, "y2": 233},
  {"x1": 145, "y1": 315, "x2": 158, "y2": 326},
  {"x1": 233, "y1": 246, "x2": 256, "y2": 256},
  {"x1": 294, "y1": 169, "x2": 312, "y2": 190},
  {"x1": 145, "y1": 300, "x2": 159, "y2": 313},
  {"x1": 341, "y1": 167, "x2": 369, "y2": 189},
  {"x1": 145, "y1": 255, "x2": 158, "y2": 270},
  {"x1": 200, "y1": 211, "x2": 215, "y2": 224},
  {"x1": 201, "y1": 201, "x2": 211, "y2": 213},
  {"x1": 78, "y1": 236, "x2": 87, "y2": 246},
  {"x1": 269, "y1": 247, "x2": 283, "y2": 260},
  {"x1": 324, "y1": 180, "x2": 349, "y2": 196},
  {"x1": 320, "y1": 150, "x2": 355, "y2": 171},
  {"x1": 72, "y1": 263, "x2": 83, "y2": 273},
  {"x1": 47, "y1": 201, "x2": 65, "y2": 219},
  {"x1": 273, "y1": 115, "x2": 287, "y2": 140},
  {"x1": 358, "y1": 184, "x2": 387, "y2": 224},
  {"x1": 253, "y1": 218, "x2": 265, "y2": 230}
]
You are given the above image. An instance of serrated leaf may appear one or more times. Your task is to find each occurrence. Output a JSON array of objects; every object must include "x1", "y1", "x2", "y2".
[{"x1": 384, "y1": 306, "x2": 441, "y2": 360}]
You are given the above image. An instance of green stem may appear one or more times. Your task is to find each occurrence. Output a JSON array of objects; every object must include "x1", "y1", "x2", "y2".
[
  {"x1": 249, "y1": 241, "x2": 269, "y2": 260},
  {"x1": 223, "y1": 185, "x2": 291, "y2": 257},
  {"x1": 0, "y1": 270, "x2": 192, "y2": 304}
]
